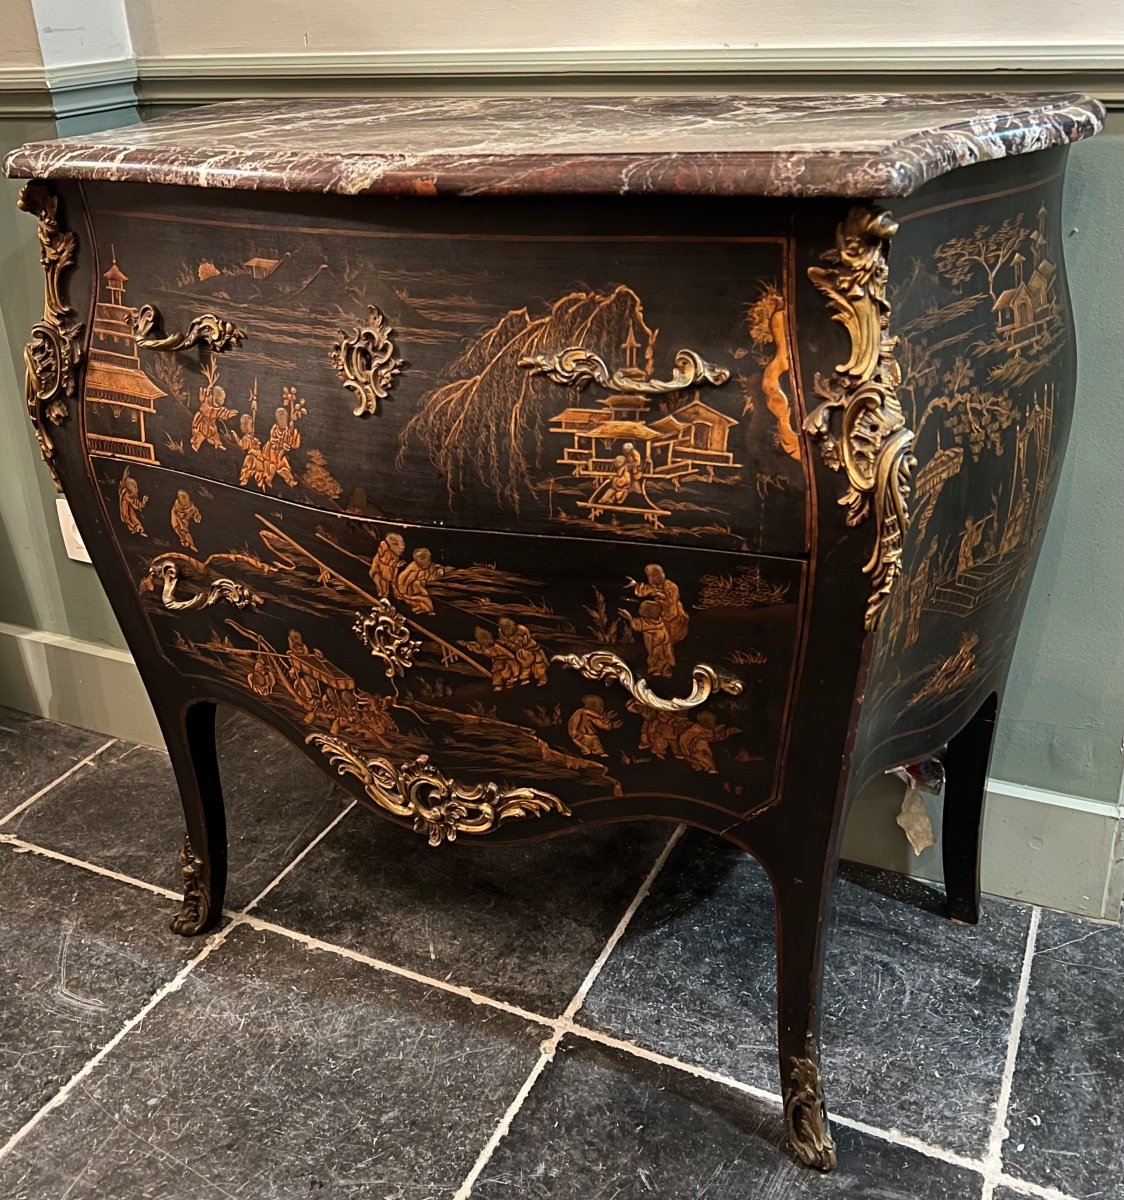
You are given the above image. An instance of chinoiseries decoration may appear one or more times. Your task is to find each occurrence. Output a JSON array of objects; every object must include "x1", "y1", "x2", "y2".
[
  {"x1": 552, "y1": 649, "x2": 743, "y2": 711},
  {"x1": 804, "y1": 205, "x2": 917, "y2": 630},
  {"x1": 127, "y1": 303, "x2": 247, "y2": 353},
  {"x1": 18, "y1": 181, "x2": 83, "y2": 489},
  {"x1": 330, "y1": 304, "x2": 403, "y2": 416},
  {"x1": 307, "y1": 735, "x2": 572, "y2": 845}
]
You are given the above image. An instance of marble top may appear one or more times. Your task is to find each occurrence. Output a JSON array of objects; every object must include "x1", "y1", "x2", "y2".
[{"x1": 3, "y1": 93, "x2": 1104, "y2": 199}]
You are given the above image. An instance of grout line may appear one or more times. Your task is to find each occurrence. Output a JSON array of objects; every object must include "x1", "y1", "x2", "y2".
[
  {"x1": 237, "y1": 912, "x2": 553, "y2": 1028},
  {"x1": 0, "y1": 922, "x2": 230, "y2": 1164},
  {"x1": 980, "y1": 906, "x2": 1042, "y2": 1200},
  {"x1": 0, "y1": 798, "x2": 360, "y2": 1168},
  {"x1": 0, "y1": 804, "x2": 1078, "y2": 1196},
  {"x1": 0, "y1": 739, "x2": 116, "y2": 828},
  {"x1": 0, "y1": 833, "x2": 182, "y2": 901},
  {"x1": 451, "y1": 824, "x2": 684, "y2": 1200},
  {"x1": 239, "y1": 800, "x2": 357, "y2": 915},
  {"x1": 991, "y1": 1173, "x2": 1082, "y2": 1200}
]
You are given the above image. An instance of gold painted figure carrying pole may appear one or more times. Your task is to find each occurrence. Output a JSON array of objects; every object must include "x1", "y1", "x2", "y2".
[{"x1": 255, "y1": 516, "x2": 490, "y2": 678}]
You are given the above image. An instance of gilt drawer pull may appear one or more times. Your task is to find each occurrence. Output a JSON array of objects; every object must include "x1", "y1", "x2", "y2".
[
  {"x1": 520, "y1": 345, "x2": 729, "y2": 395},
  {"x1": 127, "y1": 303, "x2": 247, "y2": 353},
  {"x1": 552, "y1": 650, "x2": 742, "y2": 711},
  {"x1": 147, "y1": 559, "x2": 263, "y2": 612},
  {"x1": 308, "y1": 735, "x2": 571, "y2": 846}
]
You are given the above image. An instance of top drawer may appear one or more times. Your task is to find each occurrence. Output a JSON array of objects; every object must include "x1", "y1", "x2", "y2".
[{"x1": 79, "y1": 183, "x2": 809, "y2": 557}]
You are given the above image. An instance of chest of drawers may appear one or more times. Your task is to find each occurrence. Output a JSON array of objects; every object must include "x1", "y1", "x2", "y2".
[{"x1": 4, "y1": 93, "x2": 1102, "y2": 1170}]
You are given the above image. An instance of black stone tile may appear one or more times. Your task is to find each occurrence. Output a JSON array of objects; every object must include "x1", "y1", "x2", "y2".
[
  {"x1": 0, "y1": 706, "x2": 108, "y2": 815},
  {"x1": 0, "y1": 843, "x2": 203, "y2": 1143},
  {"x1": 8, "y1": 711, "x2": 347, "y2": 909},
  {"x1": 0, "y1": 924, "x2": 546, "y2": 1200},
  {"x1": 1003, "y1": 910, "x2": 1124, "y2": 1199},
  {"x1": 580, "y1": 831, "x2": 1032, "y2": 1158},
  {"x1": 257, "y1": 808, "x2": 675, "y2": 1014},
  {"x1": 473, "y1": 1036, "x2": 983, "y2": 1199}
]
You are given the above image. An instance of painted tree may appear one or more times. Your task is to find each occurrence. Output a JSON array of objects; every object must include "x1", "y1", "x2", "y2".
[
  {"x1": 932, "y1": 216, "x2": 1030, "y2": 306},
  {"x1": 398, "y1": 286, "x2": 656, "y2": 511}
]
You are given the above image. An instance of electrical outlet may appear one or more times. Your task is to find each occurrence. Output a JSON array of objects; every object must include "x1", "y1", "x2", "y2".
[{"x1": 56, "y1": 497, "x2": 91, "y2": 563}]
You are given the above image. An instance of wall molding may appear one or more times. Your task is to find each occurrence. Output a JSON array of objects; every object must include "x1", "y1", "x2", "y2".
[
  {"x1": 0, "y1": 621, "x2": 161, "y2": 748},
  {"x1": 843, "y1": 773, "x2": 1124, "y2": 921},
  {"x1": 2, "y1": 47, "x2": 1121, "y2": 118},
  {"x1": 132, "y1": 45, "x2": 1124, "y2": 106}
]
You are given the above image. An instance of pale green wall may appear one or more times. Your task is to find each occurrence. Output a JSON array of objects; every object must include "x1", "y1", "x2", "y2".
[{"x1": 990, "y1": 116, "x2": 1124, "y2": 805}]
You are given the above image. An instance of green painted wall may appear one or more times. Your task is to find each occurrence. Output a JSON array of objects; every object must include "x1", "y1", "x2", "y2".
[
  {"x1": 0, "y1": 103, "x2": 1121, "y2": 815},
  {"x1": 989, "y1": 115, "x2": 1124, "y2": 805}
]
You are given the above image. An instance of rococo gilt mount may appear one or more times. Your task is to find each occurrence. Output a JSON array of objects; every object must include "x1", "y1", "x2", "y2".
[{"x1": 4, "y1": 92, "x2": 1103, "y2": 1170}]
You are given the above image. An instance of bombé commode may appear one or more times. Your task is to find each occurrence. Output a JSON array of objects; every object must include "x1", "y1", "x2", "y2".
[{"x1": 4, "y1": 92, "x2": 1103, "y2": 1169}]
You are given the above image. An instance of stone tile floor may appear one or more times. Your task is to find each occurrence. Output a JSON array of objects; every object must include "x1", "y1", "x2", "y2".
[{"x1": 0, "y1": 706, "x2": 1120, "y2": 1199}]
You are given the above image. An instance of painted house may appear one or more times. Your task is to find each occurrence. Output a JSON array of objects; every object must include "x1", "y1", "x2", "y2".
[{"x1": 993, "y1": 206, "x2": 1057, "y2": 351}]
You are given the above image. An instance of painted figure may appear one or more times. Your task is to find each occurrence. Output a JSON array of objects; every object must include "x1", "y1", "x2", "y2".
[
  {"x1": 369, "y1": 533, "x2": 406, "y2": 599},
  {"x1": 285, "y1": 628, "x2": 358, "y2": 732},
  {"x1": 957, "y1": 515, "x2": 986, "y2": 576},
  {"x1": 621, "y1": 599, "x2": 675, "y2": 677},
  {"x1": 567, "y1": 694, "x2": 620, "y2": 757},
  {"x1": 463, "y1": 626, "x2": 519, "y2": 690},
  {"x1": 605, "y1": 454, "x2": 632, "y2": 505},
  {"x1": 170, "y1": 489, "x2": 202, "y2": 551},
  {"x1": 676, "y1": 711, "x2": 734, "y2": 773},
  {"x1": 247, "y1": 653, "x2": 277, "y2": 697},
  {"x1": 628, "y1": 564, "x2": 689, "y2": 645},
  {"x1": 497, "y1": 617, "x2": 550, "y2": 686},
  {"x1": 622, "y1": 441, "x2": 644, "y2": 486},
  {"x1": 233, "y1": 411, "x2": 267, "y2": 489},
  {"x1": 117, "y1": 470, "x2": 148, "y2": 536},
  {"x1": 395, "y1": 547, "x2": 444, "y2": 615},
  {"x1": 191, "y1": 360, "x2": 238, "y2": 452},
  {"x1": 263, "y1": 403, "x2": 301, "y2": 488}
]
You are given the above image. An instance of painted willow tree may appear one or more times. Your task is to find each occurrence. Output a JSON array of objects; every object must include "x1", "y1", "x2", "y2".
[{"x1": 398, "y1": 286, "x2": 656, "y2": 512}]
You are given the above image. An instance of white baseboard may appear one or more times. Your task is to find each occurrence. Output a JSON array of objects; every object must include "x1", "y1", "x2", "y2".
[
  {"x1": 844, "y1": 772, "x2": 1124, "y2": 921},
  {"x1": 0, "y1": 620, "x2": 162, "y2": 748}
]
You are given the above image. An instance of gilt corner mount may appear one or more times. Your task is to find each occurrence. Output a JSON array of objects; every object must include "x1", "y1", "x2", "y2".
[
  {"x1": 804, "y1": 205, "x2": 916, "y2": 631},
  {"x1": 19, "y1": 180, "x2": 83, "y2": 490}
]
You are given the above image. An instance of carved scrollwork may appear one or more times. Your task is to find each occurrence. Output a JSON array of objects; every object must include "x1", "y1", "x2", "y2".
[
  {"x1": 804, "y1": 206, "x2": 916, "y2": 631},
  {"x1": 18, "y1": 181, "x2": 84, "y2": 490},
  {"x1": 519, "y1": 345, "x2": 730, "y2": 395},
  {"x1": 551, "y1": 649, "x2": 742, "y2": 711},
  {"x1": 330, "y1": 304, "x2": 403, "y2": 416},
  {"x1": 784, "y1": 1038, "x2": 837, "y2": 1171},
  {"x1": 148, "y1": 558, "x2": 263, "y2": 612},
  {"x1": 353, "y1": 599, "x2": 421, "y2": 678},
  {"x1": 127, "y1": 303, "x2": 246, "y2": 353},
  {"x1": 307, "y1": 734, "x2": 571, "y2": 846},
  {"x1": 169, "y1": 836, "x2": 212, "y2": 935}
]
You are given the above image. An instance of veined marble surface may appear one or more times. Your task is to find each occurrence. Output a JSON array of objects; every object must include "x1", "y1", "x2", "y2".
[{"x1": 2, "y1": 93, "x2": 1104, "y2": 199}]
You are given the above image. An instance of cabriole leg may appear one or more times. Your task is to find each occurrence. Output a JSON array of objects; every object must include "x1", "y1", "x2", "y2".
[
  {"x1": 941, "y1": 692, "x2": 999, "y2": 925},
  {"x1": 157, "y1": 697, "x2": 226, "y2": 935},
  {"x1": 773, "y1": 870, "x2": 837, "y2": 1170}
]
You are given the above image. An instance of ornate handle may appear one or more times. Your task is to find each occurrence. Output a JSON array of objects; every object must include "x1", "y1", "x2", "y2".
[
  {"x1": 519, "y1": 346, "x2": 729, "y2": 395},
  {"x1": 330, "y1": 304, "x2": 403, "y2": 416},
  {"x1": 308, "y1": 734, "x2": 571, "y2": 846},
  {"x1": 552, "y1": 650, "x2": 742, "y2": 711},
  {"x1": 353, "y1": 599, "x2": 421, "y2": 678},
  {"x1": 146, "y1": 559, "x2": 263, "y2": 612},
  {"x1": 127, "y1": 303, "x2": 246, "y2": 353}
]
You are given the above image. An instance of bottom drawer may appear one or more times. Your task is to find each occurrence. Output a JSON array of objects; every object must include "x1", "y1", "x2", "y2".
[{"x1": 95, "y1": 461, "x2": 805, "y2": 834}]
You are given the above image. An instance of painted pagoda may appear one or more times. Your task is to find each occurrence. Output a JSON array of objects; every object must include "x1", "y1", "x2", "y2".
[{"x1": 84, "y1": 254, "x2": 166, "y2": 464}]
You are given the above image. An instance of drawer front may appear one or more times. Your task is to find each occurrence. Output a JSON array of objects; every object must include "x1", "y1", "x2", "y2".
[
  {"x1": 94, "y1": 459, "x2": 805, "y2": 828},
  {"x1": 81, "y1": 183, "x2": 809, "y2": 558}
]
